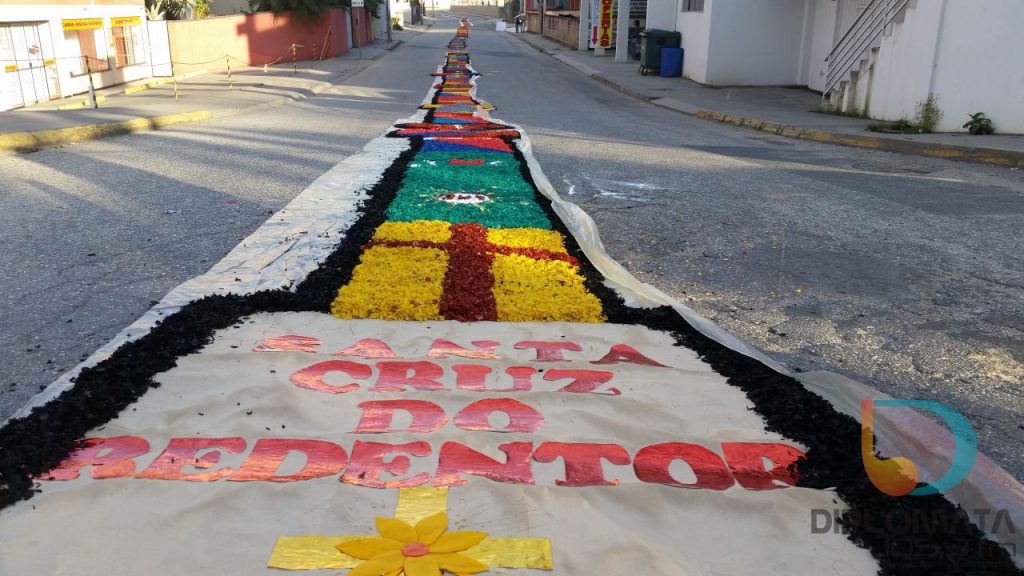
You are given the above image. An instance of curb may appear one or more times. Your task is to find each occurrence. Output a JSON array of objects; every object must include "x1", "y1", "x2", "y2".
[
  {"x1": 56, "y1": 95, "x2": 108, "y2": 110},
  {"x1": 0, "y1": 110, "x2": 213, "y2": 153},
  {"x1": 695, "y1": 111, "x2": 1024, "y2": 169},
  {"x1": 0, "y1": 34, "x2": 426, "y2": 154},
  {"x1": 514, "y1": 33, "x2": 1024, "y2": 169},
  {"x1": 123, "y1": 70, "x2": 209, "y2": 96}
]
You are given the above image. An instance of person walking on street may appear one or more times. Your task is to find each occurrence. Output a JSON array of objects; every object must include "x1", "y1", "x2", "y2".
[{"x1": 515, "y1": 14, "x2": 525, "y2": 34}]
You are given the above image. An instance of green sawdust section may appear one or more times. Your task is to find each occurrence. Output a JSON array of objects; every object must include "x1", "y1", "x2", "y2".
[{"x1": 385, "y1": 151, "x2": 552, "y2": 229}]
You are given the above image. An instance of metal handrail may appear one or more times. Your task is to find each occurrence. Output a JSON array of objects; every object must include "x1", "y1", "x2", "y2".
[{"x1": 824, "y1": 0, "x2": 911, "y2": 94}]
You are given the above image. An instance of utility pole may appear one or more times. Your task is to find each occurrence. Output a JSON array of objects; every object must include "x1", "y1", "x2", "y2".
[
  {"x1": 85, "y1": 56, "x2": 98, "y2": 109},
  {"x1": 386, "y1": 0, "x2": 392, "y2": 42}
]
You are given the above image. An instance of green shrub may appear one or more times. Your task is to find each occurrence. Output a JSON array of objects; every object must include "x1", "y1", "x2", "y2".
[
  {"x1": 963, "y1": 112, "x2": 995, "y2": 135},
  {"x1": 914, "y1": 94, "x2": 943, "y2": 133}
]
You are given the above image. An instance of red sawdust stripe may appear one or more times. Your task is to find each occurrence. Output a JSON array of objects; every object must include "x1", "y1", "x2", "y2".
[
  {"x1": 365, "y1": 238, "x2": 579, "y2": 266},
  {"x1": 438, "y1": 223, "x2": 498, "y2": 322}
]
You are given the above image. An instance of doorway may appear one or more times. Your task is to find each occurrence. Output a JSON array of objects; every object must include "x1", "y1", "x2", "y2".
[{"x1": 0, "y1": 22, "x2": 60, "y2": 111}]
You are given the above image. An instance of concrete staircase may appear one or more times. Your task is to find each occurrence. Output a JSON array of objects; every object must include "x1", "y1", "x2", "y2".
[{"x1": 823, "y1": 0, "x2": 914, "y2": 115}]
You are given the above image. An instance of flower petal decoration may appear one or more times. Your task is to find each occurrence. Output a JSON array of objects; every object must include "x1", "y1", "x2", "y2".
[
  {"x1": 434, "y1": 552, "x2": 488, "y2": 574},
  {"x1": 430, "y1": 531, "x2": 487, "y2": 554},
  {"x1": 348, "y1": 550, "x2": 405, "y2": 576},
  {"x1": 404, "y1": 554, "x2": 441, "y2": 576},
  {"x1": 415, "y1": 512, "x2": 448, "y2": 545},
  {"x1": 338, "y1": 537, "x2": 404, "y2": 560},
  {"x1": 376, "y1": 517, "x2": 418, "y2": 543}
]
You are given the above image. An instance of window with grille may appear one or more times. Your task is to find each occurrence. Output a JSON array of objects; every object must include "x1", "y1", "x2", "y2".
[
  {"x1": 112, "y1": 24, "x2": 144, "y2": 68},
  {"x1": 681, "y1": 0, "x2": 704, "y2": 12}
]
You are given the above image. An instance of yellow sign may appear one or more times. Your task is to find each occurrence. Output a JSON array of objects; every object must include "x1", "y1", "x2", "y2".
[
  {"x1": 111, "y1": 16, "x2": 141, "y2": 27},
  {"x1": 62, "y1": 18, "x2": 104, "y2": 31},
  {"x1": 597, "y1": 0, "x2": 614, "y2": 49},
  {"x1": 4, "y1": 64, "x2": 17, "y2": 73},
  {"x1": 43, "y1": 59, "x2": 56, "y2": 66}
]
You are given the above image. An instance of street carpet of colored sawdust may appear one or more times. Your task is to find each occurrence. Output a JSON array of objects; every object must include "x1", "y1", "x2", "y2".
[{"x1": 330, "y1": 33, "x2": 604, "y2": 324}]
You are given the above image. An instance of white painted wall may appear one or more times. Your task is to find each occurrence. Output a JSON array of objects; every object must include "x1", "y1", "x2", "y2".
[
  {"x1": 927, "y1": 0, "x2": 1024, "y2": 132},
  {"x1": 675, "y1": 1, "x2": 711, "y2": 84},
  {"x1": 704, "y1": 0, "x2": 812, "y2": 86},
  {"x1": 1, "y1": 4, "x2": 152, "y2": 106},
  {"x1": 645, "y1": 0, "x2": 678, "y2": 31},
  {"x1": 805, "y1": 0, "x2": 836, "y2": 92},
  {"x1": 829, "y1": 0, "x2": 1024, "y2": 133},
  {"x1": 856, "y1": 0, "x2": 939, "y2": 119}
]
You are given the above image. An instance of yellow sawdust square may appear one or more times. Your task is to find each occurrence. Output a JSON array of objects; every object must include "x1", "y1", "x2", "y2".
[
  {"x1": 487, "y1": 228, "x2": 567, "y2": 254},
  {"x1": 491, "y1": 253, "x2": 604, "y2": 322},
  {"x1": 332, "y1": 246, "x2": 447, "y2": 321},
  {"x1": 372, "y1": 221, "x2": 452, "y2": 244}
]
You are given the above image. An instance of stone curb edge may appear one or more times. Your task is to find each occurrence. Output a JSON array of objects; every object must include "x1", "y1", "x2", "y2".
[
  {"x1": 513, "y1": 32, "x2": 1024, "y2": 169},
  {"x1": 0, "y1": 27, "x2": 431, "y2": 155},
  {"x1": 694, "y1": 110, "x2": 1024, "y2": 169},
  {"x1": 0, "y1": 110, "x2": 213, "y2": 153}
]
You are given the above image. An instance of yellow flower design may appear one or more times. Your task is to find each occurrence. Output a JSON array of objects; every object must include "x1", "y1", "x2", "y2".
[{"x1": 338, "y1": 512, "x2": 488, "y2": 576}]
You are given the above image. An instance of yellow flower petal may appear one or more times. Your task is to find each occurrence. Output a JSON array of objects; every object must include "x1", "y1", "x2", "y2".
[
  {"x1": 349, "y1": 551, "x2": 405, "y2": 576},
  {"x1": 434, "y1": 552, "x2": 488, "y2": 574},
  {"x1": 337, "y1": 537, "x2": 404, "y2": 560},
  {"x1": 376, "y1": 517, "x2": 418, "y2": 543},
  {"x1": 404, "y1": 555, "x2": 441, "y2": 576},
  {"x1": 414, "y1": 512, "x2": 448, "y2": 545},
  {"x1": 429, "y1": 531, "x2": 487, "y2": 554}
]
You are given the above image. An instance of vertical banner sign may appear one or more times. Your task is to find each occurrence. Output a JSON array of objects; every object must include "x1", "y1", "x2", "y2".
[
  {"x1": 590, "y1": 0, "x2": 600, "y2": 48},
  {"x1": 597, "y1": 0, "x2": 614, "y2": 48}
]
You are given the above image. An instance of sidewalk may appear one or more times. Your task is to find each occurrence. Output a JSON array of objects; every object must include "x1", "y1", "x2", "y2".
[
  {"x1": 0, "y1": 23, "x2": 430, "y2": 153},
  {"x1": 514, "y1": 31, "x2": 1024, "y2": 169}
]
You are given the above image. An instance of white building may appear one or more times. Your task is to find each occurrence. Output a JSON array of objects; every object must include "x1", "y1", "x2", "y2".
[
  {"x1": 633, "y1": 0, "x2": 1024, "y2": 133},
  {"x1": 1, "y1": 0, "x2": 158, "y2": 111}
]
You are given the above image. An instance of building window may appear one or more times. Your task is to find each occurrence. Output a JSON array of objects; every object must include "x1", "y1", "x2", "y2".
[
  {"x1": 681, "y1": 0, "x2": 704, "y2": 12},
  {"x1": 75, "y1": 29, "x2": 110, "y2": 73},
  {"x1": 111, "y1": 22, "x2": 145, "y2": 67}
]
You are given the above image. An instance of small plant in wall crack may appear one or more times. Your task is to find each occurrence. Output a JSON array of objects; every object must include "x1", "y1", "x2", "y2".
[
  {"x1": 866, "y1": 95, "x2": 946, "y2": 135},
  {"x1": 914, "y1": 94, "x2": 943, "y2": 133},
  {"x1": 963, "y1": 112, "x2": 995, "y2": 135}
]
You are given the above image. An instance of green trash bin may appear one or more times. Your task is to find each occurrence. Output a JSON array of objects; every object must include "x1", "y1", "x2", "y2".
[{"x1": 638, "y1": 29, "x2": 682, "y2": 76}]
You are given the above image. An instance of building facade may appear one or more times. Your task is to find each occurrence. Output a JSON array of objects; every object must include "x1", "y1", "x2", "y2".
[
  {"x1": 1, "y1": 0, "x2": 157, "y2": 110},
  {"x1": 634, "y1": 0, "x2": 1024, "y2": 133}
]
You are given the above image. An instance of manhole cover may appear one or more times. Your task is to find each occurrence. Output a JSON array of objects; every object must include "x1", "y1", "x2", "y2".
[{"x1": 851, "y1": 161, "x2": 938, "y2": 174}]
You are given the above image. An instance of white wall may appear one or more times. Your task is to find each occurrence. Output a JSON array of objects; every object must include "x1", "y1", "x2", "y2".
[
  {"x1": 645, "y1": 0, "x2": 678, "y2": 31},
  {"x1": 805, "y1": 0, "x2": 835, "y2": 92},
  {"x1": 832, "y1": 0, "x2": 1024, "y2": 133},
  {"x1": 675, "y1": 2, "x2": 711, "y2": 84},
  {"x1": 858, "y1": 0, "x2": 939, "y2": 120},
  {"x1": 928, "y1": 0, "x2": 1024, "y2": 132},
  {"x1": 704, "y1": 0, "x2": 812, "y2": 86},
  {"x1": 1, "y1": 4, "x2": 153, "y2": 103}
]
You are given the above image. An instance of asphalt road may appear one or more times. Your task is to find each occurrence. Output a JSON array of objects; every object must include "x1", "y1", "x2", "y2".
[{"x1": 2, "y1": 17, "x2": 1021, "y2": 481}]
